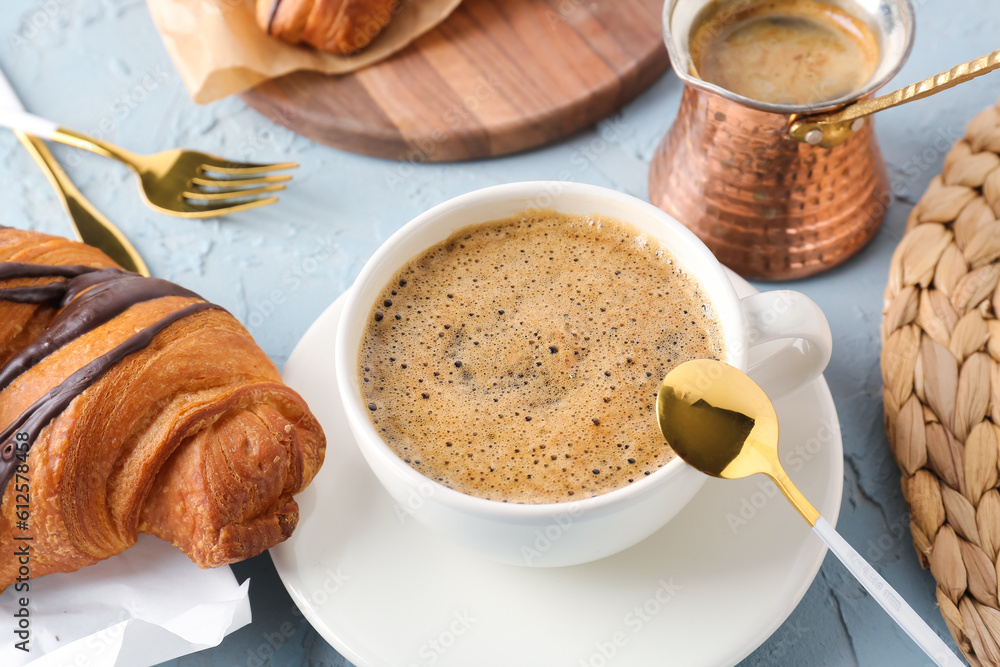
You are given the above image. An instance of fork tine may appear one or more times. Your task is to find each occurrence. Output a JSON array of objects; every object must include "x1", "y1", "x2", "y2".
[
  {"x1": 198, "y1": 160, "x2": 299, "y2": 176},
  {"x1": 183, "y1": 184, "x2": 286, "y2": 201},
  {"x1": 190, "y1": 174, "x2": 292, "y2": 188},
  {"x1": 168, "y1": 196, "x2": 281, "y2": 219}
]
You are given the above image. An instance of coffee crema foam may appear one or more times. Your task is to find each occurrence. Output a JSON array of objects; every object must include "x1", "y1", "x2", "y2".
[{"x1": 358, "y1": 211, "x2": 724, "y2": 504}]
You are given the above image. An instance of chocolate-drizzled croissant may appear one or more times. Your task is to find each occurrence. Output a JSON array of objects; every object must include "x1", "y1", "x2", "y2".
[
  {"x1": 257, "y1": 0, "x2": 399, "y2": 54},
  {"x1": 0, "y1": 228, "x2": 325, "y2": 589}
]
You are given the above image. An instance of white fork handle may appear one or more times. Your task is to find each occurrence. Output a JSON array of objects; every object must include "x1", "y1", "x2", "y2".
[
  {"x1": 0, "y1": 65, "x2": 57, "y2": 137},
  {"x1": 0, "y1": 67, "x2": 25, "y2": 112},
  {"x1": 812, "y1": 517, "x2": 964, "y2": 666},
  {"x1": 0, "y1": 107, "x2": 58, "y2": 140}
]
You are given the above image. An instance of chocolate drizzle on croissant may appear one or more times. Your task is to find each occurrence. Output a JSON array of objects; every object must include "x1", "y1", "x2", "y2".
[
  {"x1": 0, "y1": 264, "x2": 217, "y2": 494},
  {"x1": 0, "y1": 229, "x2": 325, "y2": 587},
  {"x1": 266, "y1": 0, "x2": 283, "y2": 34},
  {"x1": 0, "y1": 303, "x2": 219, "y2": 492},
  {"x1": 0, "y1": 264, "x2": 104, "y2": 304},
  {"x1": 0, "y1": 269, "x2": 202, "y2": 393}
]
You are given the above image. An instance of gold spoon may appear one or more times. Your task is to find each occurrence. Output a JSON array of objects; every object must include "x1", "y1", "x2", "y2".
[
  {"x1": 789, "y1": 47, "x2": 1000, "y2": 148},
  {"x1": 657, "y1": 359, "x2": 963, "y2": 667}
]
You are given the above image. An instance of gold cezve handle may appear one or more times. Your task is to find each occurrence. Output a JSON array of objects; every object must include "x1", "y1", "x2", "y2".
[{"x1": 789, "y1": 48, "x2": 1000, "y2": 148}]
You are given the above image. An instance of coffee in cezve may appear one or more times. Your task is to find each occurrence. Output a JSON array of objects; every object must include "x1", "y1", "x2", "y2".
[{"x1": 690, "y1": 0, "x2": 880, "y2": 106}]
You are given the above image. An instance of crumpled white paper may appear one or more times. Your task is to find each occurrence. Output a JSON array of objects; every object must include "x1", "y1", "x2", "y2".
[{"x1": 0, "y1": 534, "x2": 251, "y2": 667}]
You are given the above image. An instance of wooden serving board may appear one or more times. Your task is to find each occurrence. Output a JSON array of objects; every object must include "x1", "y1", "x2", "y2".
[{"x1": 240, "y1": 0, "x2": 669, "y2": 161}]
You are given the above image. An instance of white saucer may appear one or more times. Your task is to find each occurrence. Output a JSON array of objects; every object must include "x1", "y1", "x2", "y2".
[{"x1": 273, "y1": 274, "x2": 843, "y2": 667}]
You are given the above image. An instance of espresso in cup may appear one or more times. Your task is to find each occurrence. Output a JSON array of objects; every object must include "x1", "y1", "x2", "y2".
[
  {"x1": 358, "y1": 210, "x2": 724, "y2": 504},
  {"x1": 339, "y1": 182, "x2": 830, "y2": 566}
]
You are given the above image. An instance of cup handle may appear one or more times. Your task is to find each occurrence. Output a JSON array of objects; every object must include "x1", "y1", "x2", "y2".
[{"x1": 740, "y1": 290, "x2": 832, "y2": 399}]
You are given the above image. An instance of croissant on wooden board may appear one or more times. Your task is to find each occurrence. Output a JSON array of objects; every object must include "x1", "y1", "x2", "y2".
[
  {"x1": 257, "y1": 0, "x2": 400, "y2": 54},
  {"x1": 0, "y1": 227, "x2": 326, "y2": 591}
]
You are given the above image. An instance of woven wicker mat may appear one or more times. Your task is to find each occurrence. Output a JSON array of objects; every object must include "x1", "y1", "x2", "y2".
[{"x1": 882, "y1": 99, "x2": 1000, "y2": 665}]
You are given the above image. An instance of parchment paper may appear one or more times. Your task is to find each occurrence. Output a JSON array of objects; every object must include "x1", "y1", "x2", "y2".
[
  {"x1": 0, "y1": 534, "x2": 251, "y2": 667},
  {"x1": 146, "y1": 0, "x2": 464, "y2": 103}
]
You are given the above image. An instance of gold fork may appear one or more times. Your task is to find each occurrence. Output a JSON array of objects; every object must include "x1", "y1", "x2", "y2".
[
  {"x1": 1, "y1": 109, "x2": 296, "y2": 219},
  {"x1": 0, "y1": 66, "x2": 148, "y2": 273},
  {"x1": 16, "y1": 130, "x2": 150, "y2": 276}
]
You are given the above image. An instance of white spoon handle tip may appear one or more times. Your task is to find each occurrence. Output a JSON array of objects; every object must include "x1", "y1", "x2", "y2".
[{"x1": 812, "y1": 517, "x2": 963, "y2": 667}]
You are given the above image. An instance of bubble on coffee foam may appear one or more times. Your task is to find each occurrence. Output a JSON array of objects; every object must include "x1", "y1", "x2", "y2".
[{"x1": 359, "y1": 211, "x2": 723, "y2": 503}]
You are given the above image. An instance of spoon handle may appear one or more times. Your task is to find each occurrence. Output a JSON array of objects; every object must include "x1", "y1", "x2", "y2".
[
  {"x1": 789, "y1": 47, "x2": 1000, "y2": 147},
  {"x1": 812, "y1": 517, "x2": 963, "y2": 666}
]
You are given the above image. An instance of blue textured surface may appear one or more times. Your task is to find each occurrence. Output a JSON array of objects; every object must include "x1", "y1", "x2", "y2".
[{"x1": 1, "y1": 1, "x2": 998, "y2": 665}]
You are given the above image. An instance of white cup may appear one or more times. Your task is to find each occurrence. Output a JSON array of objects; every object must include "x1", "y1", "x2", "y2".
[{"x1": 335, "y1": 182, "x2": 832, "y2": 567}]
